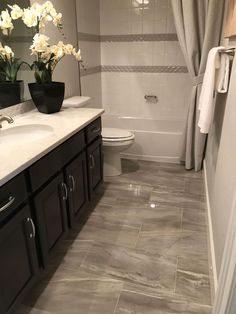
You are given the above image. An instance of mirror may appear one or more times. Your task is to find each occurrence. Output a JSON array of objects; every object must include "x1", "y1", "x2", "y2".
[{"x1": 0, "y1": 0, "x2": 34, "y2": 109}]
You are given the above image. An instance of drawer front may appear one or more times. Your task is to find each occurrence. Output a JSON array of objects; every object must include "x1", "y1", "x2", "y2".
[
  {"x1": 0, "y1": 173, "x2": 28, "y2": 223},
  {"x1": 29, "y1": 130, "x2": 85, "y2": 192},
  {"x1": 86, "y1": 118, "x2": 101, "y2": 144}
]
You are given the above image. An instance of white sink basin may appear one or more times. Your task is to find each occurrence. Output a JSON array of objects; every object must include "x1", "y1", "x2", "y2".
[{"x1": 0, "y1": 124, "x2": 54, "y2": 145}]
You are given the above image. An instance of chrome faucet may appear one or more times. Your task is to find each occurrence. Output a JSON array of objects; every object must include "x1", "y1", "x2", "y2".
[{"x1": 0, "y1": 115, "x2": 14, "y2": 128}]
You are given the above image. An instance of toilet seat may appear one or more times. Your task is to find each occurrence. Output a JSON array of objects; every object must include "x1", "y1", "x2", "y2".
[{"x1": 102, "y1": 128, "x2": 135, "y2": 142}]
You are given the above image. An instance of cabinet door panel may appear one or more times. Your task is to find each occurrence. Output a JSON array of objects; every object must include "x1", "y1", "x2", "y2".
[
  {"x1": 66, "y1": 152, "x2": 88, "y2": 225},
  {"x1": 87, "y1": 136, "x2": 103, "y2": 199},
  {"x1": 34, "y1": 173, "x2": 68, "y2": 267},
  {"x1": 0, "y1": 205, "x2": 38, "y2": 314}
]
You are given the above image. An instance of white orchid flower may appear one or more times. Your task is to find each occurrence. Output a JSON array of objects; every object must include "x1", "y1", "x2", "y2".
[
  {"x1": 22, "y1": 8, "x2": 38, "y2": 28},
  {"x1": 31, "y1": 33, "x2": 49, "y2": 53},
  {"x1": 0, "y1": 9, "x2": 14, "y2": 35},
  {"x1": 8, "y1": 4, "x2": 23, "y2": 20}
]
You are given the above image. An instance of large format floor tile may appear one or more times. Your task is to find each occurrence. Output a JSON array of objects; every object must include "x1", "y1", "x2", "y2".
[
  {"x1": 115, "y1": 290, "x2": 212, "y2": 314},
  {"x1": 81, "y1": 242, "x2": 177, "y2": 292},
  {"x1": 17, "y1": 159, "x2": 211, "y2": 314}
]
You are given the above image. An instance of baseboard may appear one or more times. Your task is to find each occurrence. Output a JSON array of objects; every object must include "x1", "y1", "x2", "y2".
[
  {"x1": 121, "y1": 153, "x2": 180, "y2": 164},
  {"x1": 203, "y1": 160, "x2": 218, "y2": 293}
]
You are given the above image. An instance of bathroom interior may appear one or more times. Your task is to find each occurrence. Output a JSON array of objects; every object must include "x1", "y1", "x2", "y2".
[{"x1": 0, "y1": 0, "x2": 236, "y2": 313}]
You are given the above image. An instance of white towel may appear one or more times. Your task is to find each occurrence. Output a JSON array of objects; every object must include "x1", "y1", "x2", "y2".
[
  {"x1": 198, "y1": 46, "x2": 225, "y2": 134},
  {"x1": 215, "y1": 52, "x2": 230, "y2": 93}
]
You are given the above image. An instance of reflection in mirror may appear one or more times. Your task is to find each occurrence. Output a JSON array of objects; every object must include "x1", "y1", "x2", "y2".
[{"x1": 0, "y1": 0, "x2": 34, "y2": 109}]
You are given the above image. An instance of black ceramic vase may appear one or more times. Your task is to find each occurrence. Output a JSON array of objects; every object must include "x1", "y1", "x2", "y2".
[
  {"x1": 28, "y1": 81, "x2": 65, "y2": 114},
  {"x1": 0, "y1": 80, "x2": 23, "y2": 107}
]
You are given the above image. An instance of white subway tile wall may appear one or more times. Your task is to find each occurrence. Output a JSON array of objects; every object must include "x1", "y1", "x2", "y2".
[{"x1": 77, "y1": 0, "x2": 191, "y2": 162}]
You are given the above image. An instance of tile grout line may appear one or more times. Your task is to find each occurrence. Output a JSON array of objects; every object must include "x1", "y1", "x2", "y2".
[
  {"x1": 173, "y1": 256, "x2": 179, "y2": 294},
  {"x1": 112, "y1": 288, "x2": 122, "y2": 314},
  {"x1": 134, "y1": 223, "x2": 143, "y2": 248},
  {"x1": 180, "y1": 207, "x2": 184, "y2": 231}
]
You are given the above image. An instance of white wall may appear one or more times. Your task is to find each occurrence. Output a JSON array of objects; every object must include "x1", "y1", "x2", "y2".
[
  {"x1": 205, "y1": 43, "x2": 236, "y2": 278},
  {"x1": 76, "y1": 0, "x2": 102, "y2": 108}
]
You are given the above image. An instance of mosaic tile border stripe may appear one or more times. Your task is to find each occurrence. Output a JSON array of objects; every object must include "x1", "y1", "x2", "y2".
[
  {"x1": 78, "y1": 32, "x2": 100, "y2": 42},
  {"x1": 78, "y1": 32, "x2": 178, "y2": 42},
  {"x1": 101, "y1": 65, "x2": 188, "y2": 73},
  {"x1": 100, "y1": 33, "x2": 178, "y2": 42},
  {"x1": 80, "y1": 66, "x2": 102, "y2": 77},
  {"x1": 80, "y1": 65, "x2": 188, "y2": 76}
]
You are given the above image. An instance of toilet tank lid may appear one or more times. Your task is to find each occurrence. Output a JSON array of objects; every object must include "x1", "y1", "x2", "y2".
[{"x1": 102, "y1": 128, "x2": 133, "y2": 139}]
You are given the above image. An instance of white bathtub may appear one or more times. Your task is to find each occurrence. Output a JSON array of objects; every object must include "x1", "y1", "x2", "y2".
[{"x1": 102, "y1": 114, "x2": 185, "y2": 163}]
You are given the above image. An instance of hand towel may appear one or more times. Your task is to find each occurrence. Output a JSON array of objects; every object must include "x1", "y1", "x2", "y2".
[
  {"x1": 215, "y1": 52, "x2": 230, "y2": 93},
  {"x1": 198, "y1": 46, "x2": 225, "y2": 134}
]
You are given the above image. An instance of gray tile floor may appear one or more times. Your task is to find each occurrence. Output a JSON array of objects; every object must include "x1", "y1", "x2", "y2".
[{"x1": 18, "y1": 159, "x2": 212, "y2": 314}]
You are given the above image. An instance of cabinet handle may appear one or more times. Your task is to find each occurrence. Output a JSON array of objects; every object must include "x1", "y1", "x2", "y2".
[
  {"x1": 0, "y1": 196, "x2": 15, "y2": 213},
  {"x1": 90, "y1": 155, "x2": 95, "y2": 169},
  {"x1": 69, "y1": 175, "x2": 75, "y2": 192},
  {"x1": 27, "y1": 218, "x2": 36, "y2": 238},
  {"x1": 61, "y1": 182, "x2": 68, "y2": 201},
  {"x1": 92, "y1": 127, "x2": 100, "y2": 133}
]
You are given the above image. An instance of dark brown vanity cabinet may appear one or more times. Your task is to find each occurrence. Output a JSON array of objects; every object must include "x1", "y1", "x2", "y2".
[
  {"x1": 85, "y1": 118, "x2": 103, "y2": 199},
  {"x1": 0, "y1": 116, "x2": 103, "y2": 311},
  {"x1": 87, "y1": 136, "x2": 103, "y2": 199},
  {"x1": 33, "y1": 173, "x2": 68, "y2": 266},
  {"x1": 0, "y1": 175, "x2": 39, "y2": 314},
  {"x1": 65, "y1": 152, "x2": 88, "y2": 225}
]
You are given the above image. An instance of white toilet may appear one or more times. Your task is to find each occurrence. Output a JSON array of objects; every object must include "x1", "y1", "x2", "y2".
[{"x1": 102, "y1": 128, "x2": 135, "y2": 176}]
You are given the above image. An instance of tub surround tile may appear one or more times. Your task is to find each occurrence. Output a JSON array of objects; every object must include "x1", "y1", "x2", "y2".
[
  {"x1": 81, "y1": 242, "x2": 177, "y2": 293},
  {"x1": 114, "y1": 290, "x2": 212, "y2": 314}
]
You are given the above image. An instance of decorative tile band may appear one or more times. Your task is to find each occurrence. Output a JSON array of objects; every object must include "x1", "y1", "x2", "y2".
[
  {"x1": 78, "y1": 32, "x2": 178, "y2": 43},
  {"x1": 78, "y1": 32, "x2": 100, "y2": 42},
  {"x1": 101, "y1": 65, "x2": 188, "y2": 73},
  {"x1": 100, "y1": 33, "x2": 178, "y2": 42},
  {"x1": 80, "y1": 66, "x2": 102, "y2": 77},
  {"x1": 80, "y1": 65, "x2": 188, "y2": 76}
]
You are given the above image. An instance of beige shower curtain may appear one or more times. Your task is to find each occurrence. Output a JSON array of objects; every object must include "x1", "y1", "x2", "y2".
[{"x1": 171, "y1": 0, "x2": 225, "y2": 171}]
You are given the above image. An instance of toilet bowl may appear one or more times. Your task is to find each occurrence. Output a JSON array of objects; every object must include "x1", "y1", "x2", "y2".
[{"x1": 102, "y1": 128, "x2": 135, "y2": 176}]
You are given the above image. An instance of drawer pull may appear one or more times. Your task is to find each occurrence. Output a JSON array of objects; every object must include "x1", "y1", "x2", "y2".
[
  {"x1": 92, "y1": 127, "x2": 101, "y2": 133},
  {"x1": 61, "y1": 182, "x2": 68, "y2": 201},
  {"x1": 69, "y1": 175, "x2": 75, "y2": 192},
  {"x1": 90, "y1": 155, "x2": 95, "y2": 169},
  {"x1": 27, "y1": 218, "x2": 36, "y2": 238},
  {"x1": 0, "y1": 196, "x2": 15, "y2": 212}
]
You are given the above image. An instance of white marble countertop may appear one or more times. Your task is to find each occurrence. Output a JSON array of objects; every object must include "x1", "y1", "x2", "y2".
[{"x1": 0, "y1": 107, "x2": 104, "y2": 187}]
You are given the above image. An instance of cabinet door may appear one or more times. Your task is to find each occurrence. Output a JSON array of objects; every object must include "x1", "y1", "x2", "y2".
[
  {"x1": 65, "y1": 152, "x2": 88, "y2": 225},
  {"x1": 87, "y1": 136, "x2": 103, "y2": 199},
  {"x1": 0, "y1": 205, "x2": 39, "y2": 314},
  {"x1": 34, "y1": 173, "x2": 68, "y2": 267}
]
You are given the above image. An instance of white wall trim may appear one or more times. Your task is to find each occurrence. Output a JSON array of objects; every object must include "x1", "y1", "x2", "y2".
[
  {"x1": 203, "y1": 160, "x2": 218, "y2": 293},
  {"x1": 213, "y1": 187, "x2": 236, "y2": 314}
]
